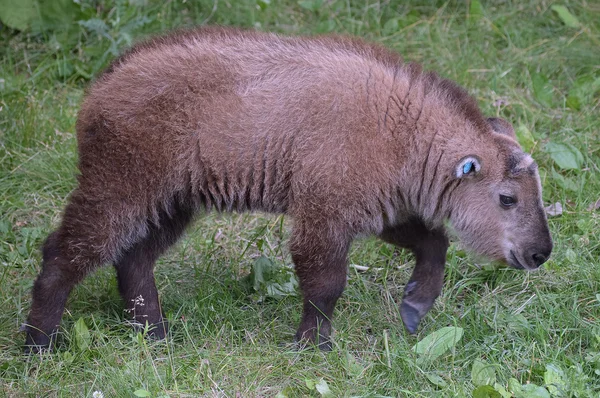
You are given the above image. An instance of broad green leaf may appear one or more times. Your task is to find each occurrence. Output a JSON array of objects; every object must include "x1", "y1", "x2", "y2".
[
  {"x1": 412, "y1": 327, "x2": 463, "y2": 363},
  {"x1": 424, "y1": 373, "x2": 447, "y2": 387},
  {"x1": 74, "y1": 317, "x2": 90, "y2": 352},
  {"x1": 298, "y1": 0, "x2": 322, "y2": 11},
  {"x1": 544, "y1": 363, "x2": 566, "y2": 396},
  {"x1": 257, "y1": 0, "x2": 270, "y2": 10},
  {"x1": 133, "y1": 389, "x2": 151, "y2": 397},
  {"x1": 565, "y1": 248, "x2": 577, "y2": 263},
  {"x1": 508, "y1": 378, "x2": 523, "y2": 395},
  {"x1": 472, "y1": 359, "x2": 496, "y2": 386},
  {"x1": 518, "y1": 383, "x2": 551, "y2": 398},
  {"x1": 545, "y1": 142, "x2": 584, "y2": 170},
  {"x1": 305, "y1": 378, "x2": 316, "y2": 390},
  {"x1": 78, "y1": 18, "x2": 110, "y2": 36},
  {"x1": 250, "y1": 256, "x2": 271, "y2": 290},
  {"x1": 0, "y1": 0, "x2": 37, "y2": 30},
  {"x1": 551, "y1": 5, "x2": 581, "y2": 28},
  {"x1": 470, "y1": 0, "x2": 483, "y2": 18},
  {"x1": 515, "y1": 125, "x2": 536, "y2": 152},
  {"x1": 275, "y1": 389, "x2": 292, "y2": 398},
  {"x1": 382, "y1": 18, "x2": 400, "y2": 35},
  {"x1": 550, "y1": 169, "x2": 578, "y2": 192},
  {"x1": 316, "y1": 19, "x2": 336, "y2": 33},
  {"x1": 382, "y1": 13, "x2": 420, "y2": 35},
  {"x1": 473, "y1": 385, "x2": 502, "y2": 398},
  {"x1": 315, "y1": 378, "x2": 333, "y2": 397},
  {"x1": 0, "y1": 220, "x2": 9, "y2": 234},
  {"x1": 494, "y1": 383, "x2": 512, "y2": 398},
  {"x1": 246, "y1": 256, "x2": 298, "y2": 299},
  {"x1": 266, "y1": 277, "x2": 298, "y2": 299},
  {"x1": 60, "y1": 350, "x2": 74, "y2": 365},
  {"x1": 531, "y1": 72, "x2": 553, "y2": 107},
  {"x1": 43, "y1": 0, "x2": 79, "y2": 24},
  {"x1": 567, "y1": 76, "x2": 600, "y2": 110},
  {"x1": 566, "y1": 94, "x2": 581, "y2": 110},
  {"x1": 344, "y1": 352, "x2": 364, "y2": 378}
]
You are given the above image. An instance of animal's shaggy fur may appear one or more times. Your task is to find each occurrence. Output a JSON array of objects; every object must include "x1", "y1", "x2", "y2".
[{"x1": 24, "y1": 27, "x2": 552, "y2": 352}]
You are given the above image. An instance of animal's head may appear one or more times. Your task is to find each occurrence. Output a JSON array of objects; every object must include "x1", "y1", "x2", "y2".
[{"x1": 446, "y1": 118, "x2": 553, "y2": 270}]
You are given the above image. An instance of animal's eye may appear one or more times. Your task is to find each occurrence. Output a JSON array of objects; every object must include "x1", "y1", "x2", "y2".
[
  {"x1": 499, "y1": 194, "x2": 516, "y2": 207},
  {"x1": 463, "y1": 161, "x2": 474, "y2": 175},
  {"x1": 455, "y1": 156, "x2": 481, "y2": 178}
]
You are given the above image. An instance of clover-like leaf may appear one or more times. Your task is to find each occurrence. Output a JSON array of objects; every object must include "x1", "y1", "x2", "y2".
[
  {"x1": 472, "y1": 359, "x2": 496, "y2": 387},
  {"x1": 74, "y1": 317, "x2": 90, "y2": 352},
  {"x1": 545, "y1": 142, "x2": 583, "y2": 170},
  {"x1": 412, "y1": 327, "x2": 463, "y2": 363},
  {"x1": 551, "y1": 5, "x2": 581, "y2": 28}
]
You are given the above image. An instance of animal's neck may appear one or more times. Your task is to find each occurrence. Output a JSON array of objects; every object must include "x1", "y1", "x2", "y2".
[{"x1": 389, "y1": 98, "x2": 453, "y2": 228}]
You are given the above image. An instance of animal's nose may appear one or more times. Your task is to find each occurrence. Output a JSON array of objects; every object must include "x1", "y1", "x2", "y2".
[{"x1": 532, "y1": 252, "x2": 549, "y2": 267}]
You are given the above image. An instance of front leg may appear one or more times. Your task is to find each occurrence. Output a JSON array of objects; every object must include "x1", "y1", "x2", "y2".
[
  {"x1": 290, "y1": 221, "x2": 351, "y2": 351},
  {"x1": 379, "y1": 220, "x2": 449, "y2": 333}
]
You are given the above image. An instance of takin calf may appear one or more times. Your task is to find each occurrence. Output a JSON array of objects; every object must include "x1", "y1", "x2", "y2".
[{"x1": 24, "y1": 26, "x2": 553, "y2": 352}]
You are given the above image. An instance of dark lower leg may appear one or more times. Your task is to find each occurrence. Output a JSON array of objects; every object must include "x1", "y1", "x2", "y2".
[
  {"x1": 24, "y1": 232, "x2": 84, "y2": 352},
  {"x1": 114, "y1": 200, "x2": 194, "y2": 339},
  {"x1": 115, "y1": 248, "x2": 166, "y2": 338},
  {"x1": 400, "y1": 230, "x2": 448, "y2": 334},
  {"x1": 379, "y1": 220, "x2": 448, "y2": 334},
  {"x1": 291, "y1": 228, "x2": 350, "y2": 351},
  {"x1": 296, "y1": 292, "x2": 342, "y2": 350}
]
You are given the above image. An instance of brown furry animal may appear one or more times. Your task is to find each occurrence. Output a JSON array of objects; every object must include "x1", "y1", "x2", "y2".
[{"x1": 24, "y1": 26, "x2": 552, "y2": 352}]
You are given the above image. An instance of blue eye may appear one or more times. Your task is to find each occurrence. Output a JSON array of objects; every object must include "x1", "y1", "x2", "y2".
[
  {"x1": 463, "y1": 161, "x2": 473, "y2": 175},
  {"x1": 456, "y1": 157, "x2": 481, "y2": 178}
]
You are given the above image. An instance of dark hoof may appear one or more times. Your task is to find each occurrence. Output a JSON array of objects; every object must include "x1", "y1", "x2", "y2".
[
  {"x1": 316, "y1": 339, "x2": 332, "y2": 352},
  {"x1": 148, "y1": 319, "x2": 169, "y2": 340},
  {"x1": 294, "y1": 331, "x2": 332, "y2": 352},
  {"x1": 400, "y1": 301, "x2": 422, "y2": 334},
  {"x1": 133, "y1": 319, "x2": 169, "y2": 340},
  {"x1": 294, "y1": 339, "x2": 332, "y2": 352},
  {"x1": 23, "y1": 327, "x2": 54, "y2": 355},
  {"x1": 23, "y1": 344, "x2": 51, "y2": 355}
]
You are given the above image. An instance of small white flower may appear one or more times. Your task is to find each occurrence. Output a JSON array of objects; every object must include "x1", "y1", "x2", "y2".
[
  {"x1": 92, "y1": 391, "x2": 104, "y2": 398},
  {"x1": 132, "y1": 295, "x2": 145, "y2": 307}
]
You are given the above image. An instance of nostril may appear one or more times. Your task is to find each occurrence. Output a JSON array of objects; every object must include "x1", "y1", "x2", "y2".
[{"x1": 532, "y1": 253, "x2": 547, "y2": 267}]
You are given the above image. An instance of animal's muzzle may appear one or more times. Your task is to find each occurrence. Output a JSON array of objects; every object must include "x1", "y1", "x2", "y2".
[
  {"x1": 532, "y1": 252, "x2": 549, "y2": 267},
  {"x1": 509, "y1": 242, "x2": 552, "y2": 270},
  {"x1": 525, "y1": 242, "x2": 552, "y2": 269}
]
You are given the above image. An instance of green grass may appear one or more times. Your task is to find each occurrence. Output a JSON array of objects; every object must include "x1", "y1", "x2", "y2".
[{"x1": 1, "y1": 0, "x2": 599, "y2": 396}]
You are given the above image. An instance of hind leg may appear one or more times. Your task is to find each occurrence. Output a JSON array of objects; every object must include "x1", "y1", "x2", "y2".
[
  {"x1": 114, "y1": 200, "x2": 195, "y2": 339},
  {"x1": 24, "y1": 231, "x2": 87, "y2": 352},
  {"x1": 379, "y1": 219, "x2": 449, "y2": 334},
  {"x1": 290, "y1": 221, "x2": 351, "y2": 351},
  {"x1": 24, "y1": 190, "x2": 154, "y2": 353}
]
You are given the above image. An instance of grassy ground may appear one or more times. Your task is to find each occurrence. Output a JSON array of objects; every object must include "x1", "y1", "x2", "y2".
[{"x1": 1, "y1": 0, "x2": 599, "y2": 396}]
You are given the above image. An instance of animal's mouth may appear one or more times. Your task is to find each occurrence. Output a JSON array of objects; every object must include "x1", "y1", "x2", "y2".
[{"x1": 508, "y1": 251, "x2": 526, "y2": 270}]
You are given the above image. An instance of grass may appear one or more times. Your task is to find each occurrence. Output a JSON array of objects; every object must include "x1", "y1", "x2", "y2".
[{"x1": 1, "y1": 0, "x2": 599, "y2": 396}]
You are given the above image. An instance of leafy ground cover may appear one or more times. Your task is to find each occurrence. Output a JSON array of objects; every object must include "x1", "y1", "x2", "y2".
[{"x1": 1, "y1": 0, "x2": 599, "y2": 396}]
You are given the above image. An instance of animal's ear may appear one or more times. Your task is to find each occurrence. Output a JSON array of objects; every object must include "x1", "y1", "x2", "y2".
[
  {"x1": 455, "y1": 156, "x2": 481, "y2": 179},
  {"x1": 487, "y1": 117, "x2": 516, "y2": 139}
]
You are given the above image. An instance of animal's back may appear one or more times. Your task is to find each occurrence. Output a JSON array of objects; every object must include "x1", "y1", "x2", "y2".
[{"x1": 75, "y1": 27, "x2": 404, "y2": 222}]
